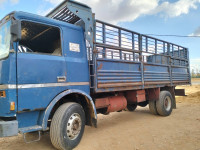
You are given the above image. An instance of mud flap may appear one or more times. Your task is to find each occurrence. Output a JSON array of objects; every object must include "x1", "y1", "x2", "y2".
[{"x1": 173, "y1": 97, "x2": 176, "y2": 109}]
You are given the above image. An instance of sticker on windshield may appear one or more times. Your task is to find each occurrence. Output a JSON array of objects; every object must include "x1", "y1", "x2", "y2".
[{"x1": 69, "y1": 43, "x2": 80, "y2": 52}]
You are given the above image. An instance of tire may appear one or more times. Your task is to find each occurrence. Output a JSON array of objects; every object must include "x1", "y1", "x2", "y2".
[
  {"x1": 149, "y1": 100, "x2": 158, "y2": 115},
  {"x1": 50, "y1": 102, "x2": 85, "y2": 150},
  {"x1": 138, "y1": 101, "x2": 148, "y2": 107},
  {"x1": 126, "y1": 104, "x2": 137, "y2": 111},
  {"x1": 156, "y1": 91, "x2": 173, "y2": 116}
]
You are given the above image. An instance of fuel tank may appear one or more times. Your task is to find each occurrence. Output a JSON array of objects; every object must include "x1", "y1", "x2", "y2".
[{"x1": 95, "y1": 96, "x2": 127, "y2": 113}]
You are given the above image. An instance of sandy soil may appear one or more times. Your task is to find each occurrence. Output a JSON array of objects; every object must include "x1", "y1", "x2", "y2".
[
  {"x1": 0, "y1": 84, "x2": 200, "y2": 150},
  {"x1": 192, "y1": 78, "x2": 200, "y2": 85},
  {"x1": 191, "y1": 78, "x2": 200, "y2": 82}
]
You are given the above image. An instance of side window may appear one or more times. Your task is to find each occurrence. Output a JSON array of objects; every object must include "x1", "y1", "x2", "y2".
[{"x1": 18, "y1": 21, "x2": 62, "y2": 56}]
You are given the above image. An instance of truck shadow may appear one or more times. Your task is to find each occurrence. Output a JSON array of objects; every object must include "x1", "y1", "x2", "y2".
[{"x1": 0, "y1": 107, "x2": 157, "y2": 150}]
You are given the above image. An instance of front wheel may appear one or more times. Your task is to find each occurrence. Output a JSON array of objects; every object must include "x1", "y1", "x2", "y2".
[{"x1": 50, "y1": 102, "x2": 85, "y2": 150}]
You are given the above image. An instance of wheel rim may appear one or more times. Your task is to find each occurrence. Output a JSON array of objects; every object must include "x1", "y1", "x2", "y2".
[
  {"x1": 164, "y1": 96, "x2": 171, "y2": 111},
  {"x1": 66, "y1": 113, "x2": 82, "y2": 140}
]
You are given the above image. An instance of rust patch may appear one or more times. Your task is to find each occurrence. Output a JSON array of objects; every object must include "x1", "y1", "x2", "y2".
[
  {"x1": 145, "y1": 81, "x2": 170, "y2": 85},
  {"x1": 85, "y1": 96, "x2": 97, "y2": 127},
  {"x1": 97, "y1": 63, "x2": 103, "y2": 70},
  {"x1": 98, "y1": 82, "x2": 143, "y2": 88},
  {"x1": 95, "y1": 98, "x2": 109, "y2": 109},
  {"x1": 125, "y1": 90, "x2": 146, "y2": 103},
  {"x1": 147, "y1": 88, "x2": 160, "y2": 101}
]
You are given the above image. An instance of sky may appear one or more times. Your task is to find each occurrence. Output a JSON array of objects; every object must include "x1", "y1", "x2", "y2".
[{"x1": 0, "y1": 0, "x2": 199, "y2": 71}]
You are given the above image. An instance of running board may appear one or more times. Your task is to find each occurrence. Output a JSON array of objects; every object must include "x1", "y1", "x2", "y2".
[{"x1": 19, "y1": 125, "x2": 42, "y2": 133}]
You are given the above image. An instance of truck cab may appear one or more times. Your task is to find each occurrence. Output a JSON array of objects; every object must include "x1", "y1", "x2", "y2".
[{"x1": 0, "y1": 6, "x2": 97, "y2": 137}]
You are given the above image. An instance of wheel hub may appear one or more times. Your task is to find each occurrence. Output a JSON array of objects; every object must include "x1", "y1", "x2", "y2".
[
  {"x1": 164, "y1": 96, "x2": 171, "y2": 111},
  {"x1": 66, "y1": 113, "x2": 82, "y2": 140}
]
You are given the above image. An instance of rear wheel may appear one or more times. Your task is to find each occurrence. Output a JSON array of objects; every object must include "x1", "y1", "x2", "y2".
[
  {"x1": 126, "y1": 104, "x2": 137, "y2": 111},
  {"x1": 149, "y1": 100, "x2": 158, "y2": 115},
  {"x1": 50, "y1": 102, "x2": 85, "y2": 150},
  {"x1": 138, "y1": 101, "x2": 148, "y2": 107},
  {"x1": 156, "y1": 91, "x2": 173, "y2": 116}
]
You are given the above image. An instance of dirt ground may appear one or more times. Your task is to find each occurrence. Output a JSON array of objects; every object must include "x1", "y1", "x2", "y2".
[{"x1": 0, "y1": 80, "x2": 200, "y2": 150}]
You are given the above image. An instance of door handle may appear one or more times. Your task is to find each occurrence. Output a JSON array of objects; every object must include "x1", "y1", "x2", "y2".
[{"x1": 57, "y1": 76, "x2": 66, "y2": 82}]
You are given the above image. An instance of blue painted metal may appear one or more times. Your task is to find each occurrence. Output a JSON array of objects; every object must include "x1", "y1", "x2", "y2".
[
  {"x1": 19, "y1": 125, "x2": 42, "y2": 134},
  {"x1": 0, "y1": 51, "x2": 17, "y2": 117}
]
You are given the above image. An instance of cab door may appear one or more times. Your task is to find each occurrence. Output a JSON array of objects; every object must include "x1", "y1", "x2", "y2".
[{"x1": 16, "y1": 21, "x2": 67, "y2": 116}]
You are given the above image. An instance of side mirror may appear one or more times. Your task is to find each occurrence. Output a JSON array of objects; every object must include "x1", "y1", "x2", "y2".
[{"x1": 11, "y1": 20, "x2": 21, "y2": 42}]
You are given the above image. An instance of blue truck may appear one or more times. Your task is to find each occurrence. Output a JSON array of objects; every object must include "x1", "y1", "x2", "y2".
[{"x1": 0, "y1": 0, "x2": 190, "y2": 150}]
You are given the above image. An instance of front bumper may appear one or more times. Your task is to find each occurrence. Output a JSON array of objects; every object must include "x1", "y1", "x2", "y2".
[{"x1": 0, "y1": 120, "x2": 18, "y2": 137}]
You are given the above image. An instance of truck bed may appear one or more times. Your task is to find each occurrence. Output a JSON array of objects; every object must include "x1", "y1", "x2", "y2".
[
  {"x1": 91, "y1": 20, "x2": 190, "y2": 93},
  {"x1": 46, "y1": 0, "x2": 191, "y2": 93}
]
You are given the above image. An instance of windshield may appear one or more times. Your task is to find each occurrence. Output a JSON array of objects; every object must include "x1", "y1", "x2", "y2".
[{"x1": 0, "y1": 20, "x2": 11, "y2": 59}]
